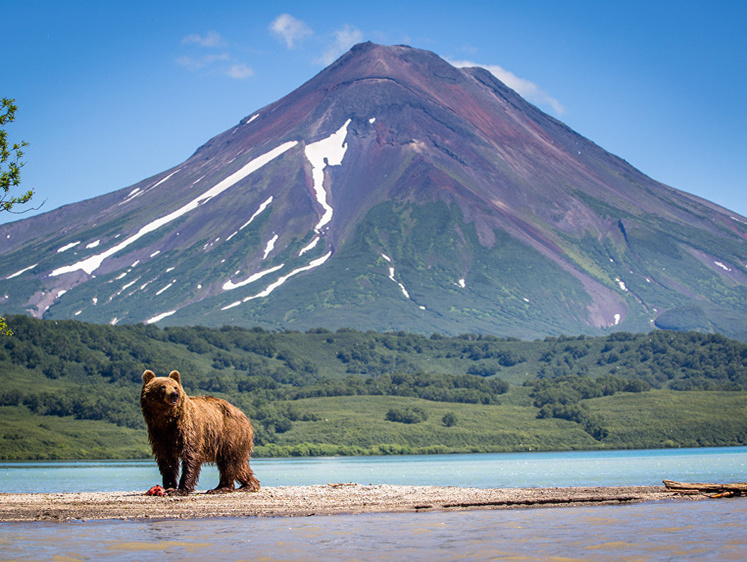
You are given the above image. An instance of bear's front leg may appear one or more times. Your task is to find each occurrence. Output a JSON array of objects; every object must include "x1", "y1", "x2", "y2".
[
  {"x1": 176, "y1": 455, "x2": 202, "y2": 493},
  {"x1": 157, "y1": 456, "x2": 179, "y2": 490}
]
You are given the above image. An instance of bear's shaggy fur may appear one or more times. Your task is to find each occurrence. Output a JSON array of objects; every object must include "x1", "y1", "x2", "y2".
[{"x1": 140, "y1": 370, "x2": 260, "y2": 495}]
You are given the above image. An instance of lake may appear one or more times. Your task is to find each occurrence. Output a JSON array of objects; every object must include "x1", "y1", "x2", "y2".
[
  {"x1": 1, "y1": 447, "x2": 746, "y2": 560},
  {"x1": 2, "y1": 446, "x2": 746, "y2": 493}
]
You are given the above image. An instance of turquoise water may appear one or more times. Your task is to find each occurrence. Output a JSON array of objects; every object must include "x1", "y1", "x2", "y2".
[
  {"x1": 1, "y1": 447, "x2": 746, "y2": 560},
  {"x1": 1, "y1": 446, "x2": 746, "y2": 493}
]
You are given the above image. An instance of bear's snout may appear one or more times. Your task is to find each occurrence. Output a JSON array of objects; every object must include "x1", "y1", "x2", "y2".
[{"x1": 167, "y1": 391, "x2": 180, "y2": 405}]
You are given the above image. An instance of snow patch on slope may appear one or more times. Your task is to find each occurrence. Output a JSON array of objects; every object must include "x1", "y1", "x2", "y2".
[
  {"x1": 299, "y1": 236, "x2": 320, "y2": 256},
  {"x1": 222, "y1": 252, "x2": 332, "y2": 310},
  {"x1": 304, "y1": 120, "x2": 351, "y2": 233},
  {"x1": 146, "y1": 310, "x2": 177, "y2": 324},
  {"x1": 223, "y1": 264, "x2": 285, "y2": 291},
  {"x1": 57, "y1": 242, "x2": 80, "y2": 253},
  {"x1": 380, "y1": 253, "x2": 412, "y2": 300},
  {"x1": 50, "y1": 142, "x2": 298, "y2": 277},
  {"x1": 6, "y1": 263, "x2": 38, "y2": 279},
  {"x1": 156, "y1": 281, "x2": 176, "y2": 296},
  {"x1": 228, "y1": 196, "x2": 274, "y2": 242},
  {"x1": 241, "y1": 196, "x2": 273, "y2": 231},
  {"x1": 263, "y1": 234, "x2": 279, "y2": 259},
  {"x1": 389, "y1": 268, "x2": 410, "y2": 299},
  {"x1": 121, "y1": 170, "x2": 179, "y2": 205}
]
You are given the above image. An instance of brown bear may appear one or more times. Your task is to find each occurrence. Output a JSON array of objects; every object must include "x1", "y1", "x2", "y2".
[{"x1": 140, "y1": 369, "x2": 260, "y2": 495}]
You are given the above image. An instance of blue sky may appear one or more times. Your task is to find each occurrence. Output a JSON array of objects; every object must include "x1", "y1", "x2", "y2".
[{"x1": 3, "y1": 0, "x2": 746, "y2": 224}]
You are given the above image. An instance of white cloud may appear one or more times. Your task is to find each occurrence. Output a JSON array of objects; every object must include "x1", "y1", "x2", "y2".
[
  {"x1": 182, "y1": 30, "x2": 226, "y2": 48},
  {"x1": 269, "y1": 14, "x2": 312, "y2": 49},
  {"x1": 316, "y1": 24, "x2": 364, "y2": 65},
  {"x1": 451, "y1": 59, "x2": 566, "y2": 115},
  {"x1": 177, "y1": 30, "x2": 251, "y2": 79},
  {"x1": 227, "y1": 63, "x2": 254, "y2": 79},
  {"x1": 177, "y1": 51, "x2": 251, "y2": 80},
  {"x1": 176, "y1": 52, "x2": 230, "y2": 71}
]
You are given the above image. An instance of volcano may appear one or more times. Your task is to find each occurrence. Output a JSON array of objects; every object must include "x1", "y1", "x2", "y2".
[{"x1": 1, "y1": 43, "x2": 745, "y2": 339}]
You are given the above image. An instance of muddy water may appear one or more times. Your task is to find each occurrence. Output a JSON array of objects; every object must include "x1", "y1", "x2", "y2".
[{"x1": 1, "y1": 500, "x2": 745, "y2": 560}]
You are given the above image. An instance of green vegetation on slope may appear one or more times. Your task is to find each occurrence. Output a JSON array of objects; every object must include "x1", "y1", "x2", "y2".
[{"x1": 0, "y1": 315, "x2": 745, "y2": 459}]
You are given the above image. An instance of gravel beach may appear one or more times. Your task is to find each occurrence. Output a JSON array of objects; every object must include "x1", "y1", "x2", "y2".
[{"x1": 0, "y1": 484, "x2": 709, "y2": 522}]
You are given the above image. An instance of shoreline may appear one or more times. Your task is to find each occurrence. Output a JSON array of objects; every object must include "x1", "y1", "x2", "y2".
[{"x1": 0, "y1": 484, "x2": 717, "y2": 522}]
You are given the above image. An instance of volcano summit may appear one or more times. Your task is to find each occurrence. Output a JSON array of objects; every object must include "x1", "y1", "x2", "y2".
[{"x1": 1, "y1": 43, "x2": 745, "y2": 339}]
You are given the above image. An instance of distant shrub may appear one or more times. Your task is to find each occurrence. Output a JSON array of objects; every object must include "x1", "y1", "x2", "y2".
[
  {"x1": 273, "y1": 418, "x2": 293, "y2": 433},
  {"x1": 385, "y1": 407, "x2": 428, "y2": 424},
  {"x1": 467, "y1": 364, "x2": 498, "y2": 377}
]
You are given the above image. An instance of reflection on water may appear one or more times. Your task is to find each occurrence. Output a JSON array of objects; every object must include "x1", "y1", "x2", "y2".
[{"x1": 2, "y1": 500, "x2": 746, "y2": 560}]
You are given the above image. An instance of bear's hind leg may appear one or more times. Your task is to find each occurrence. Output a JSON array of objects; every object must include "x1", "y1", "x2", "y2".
[{"x1": 237, "y1": 462, "x2": 260, "y2": 492}]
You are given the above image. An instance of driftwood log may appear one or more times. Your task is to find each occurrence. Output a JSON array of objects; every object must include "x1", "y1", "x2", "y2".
[{"x1": 663, "y1": 480, "x2": 747, "y2": 497}]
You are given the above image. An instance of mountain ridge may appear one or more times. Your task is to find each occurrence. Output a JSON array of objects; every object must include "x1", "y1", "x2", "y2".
[{"x1": 1, "y1": 42, "x2": 745, "y2": 339}]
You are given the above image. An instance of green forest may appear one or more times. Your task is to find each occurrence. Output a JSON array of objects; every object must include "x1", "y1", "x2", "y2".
[{"x1": 0, "y1": 315, "x2": 745, "y2": 460}]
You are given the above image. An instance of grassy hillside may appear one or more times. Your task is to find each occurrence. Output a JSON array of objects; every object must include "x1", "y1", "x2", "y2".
[{"x1": 0, "y1": 315, "x2": 745, "y2": 460}]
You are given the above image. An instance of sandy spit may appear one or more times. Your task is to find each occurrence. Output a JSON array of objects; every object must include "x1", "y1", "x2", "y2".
[{"x1": 0, "y1": 484, "x2": 713, "y2": 522}]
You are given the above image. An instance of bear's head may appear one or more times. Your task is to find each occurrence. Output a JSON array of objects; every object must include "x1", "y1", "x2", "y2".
[{"x1": 141, "y1": 370, "x2": 183, "y2": 411}]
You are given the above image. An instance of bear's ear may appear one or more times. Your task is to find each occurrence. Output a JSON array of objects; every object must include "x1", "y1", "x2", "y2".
[
  {"x1": 142, "y1": 370, "x2": 156, "y2": 384},
  {"x1": 169, "y1": 371, "x2": 181, "y2": 384}
]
